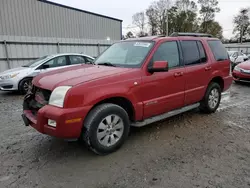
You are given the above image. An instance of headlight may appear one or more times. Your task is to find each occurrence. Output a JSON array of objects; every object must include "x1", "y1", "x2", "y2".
[
  {"x1": 49, "y1": 86, "x2": 71, "y2": 107},
  {"x1": 0, "y1": 73, "x2": 19, "y2": 80},
  {"x1": 234, "y1": 66, "x2": 241, "y2": 72}
]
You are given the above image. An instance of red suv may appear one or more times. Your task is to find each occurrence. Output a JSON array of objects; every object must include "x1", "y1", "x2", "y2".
[{"x1": 22, "y1": 33, "x2": 233, "y2": 155}]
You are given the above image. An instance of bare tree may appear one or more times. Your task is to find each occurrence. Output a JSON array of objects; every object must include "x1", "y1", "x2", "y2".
[
  {"x1": 132, "y1": 12, "x2": 146, "y2": 33},
  {"x1": 233, "y1": 8, "x2": 250, "y2": 43},
  {"x1": 146, "y1": 6, "x2": 159, "y2": 35},
  {"x1": 155, "y1": 0, "x2": 172, "y2": 35},
  {"x1": 198, "y1": 0, "x2": 220, "y2": 33},
  {"x1": 146, "y1": 0, "x2": 172, "y2": 36}
]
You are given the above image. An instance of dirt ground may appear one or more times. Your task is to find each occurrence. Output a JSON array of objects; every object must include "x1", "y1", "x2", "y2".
[{"x1": 0, "y1": 83, "x2": 250, "y2": 188}]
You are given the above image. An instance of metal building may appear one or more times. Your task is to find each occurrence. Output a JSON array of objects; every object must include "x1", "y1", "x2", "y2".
[{"x1": 0, "y1": 0, "x2": 122, "y2": 71}]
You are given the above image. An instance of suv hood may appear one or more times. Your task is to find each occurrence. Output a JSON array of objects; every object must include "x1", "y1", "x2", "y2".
[
  {"x1": 33, "y1": 64, "x2": 132, "y2": 91},
  {"x1": 238, "y1": 60, "x2": 250, "y2": 70}
]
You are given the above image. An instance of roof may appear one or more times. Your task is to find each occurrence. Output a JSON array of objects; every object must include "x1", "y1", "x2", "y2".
[
  {"x1": 49, "y1": 53, "x2": 95, "y2": 59},
  {"x1": 38, "y1": 0, "x2": 123, "y2": 22}
]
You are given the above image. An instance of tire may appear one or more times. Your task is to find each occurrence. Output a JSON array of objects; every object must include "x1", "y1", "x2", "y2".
[
  {"x1": 234, "y1": 80, "x2": 241, "y2": 84},
  {"x1": 82, "y1": 103, "x2": 130, "y2": 155},
  {"x1": 19, "y1": 78, "x2": 32, "y2": 94},
  {"x1": 200, "y1": 82, "x2": 221, "y2": 114}
]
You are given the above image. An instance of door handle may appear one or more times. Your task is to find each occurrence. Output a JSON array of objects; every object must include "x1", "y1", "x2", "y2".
[
  {"x1": 174, "y1": 72, "x2": 184, "y2": 77},
  {"x1": 205, "y1": 66, "x2": 212, "y2": 71}
]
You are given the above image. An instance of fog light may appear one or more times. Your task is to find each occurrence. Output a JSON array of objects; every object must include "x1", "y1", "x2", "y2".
[{"x1": 48, "y1": 119, "x2": 56, "y2": 127}]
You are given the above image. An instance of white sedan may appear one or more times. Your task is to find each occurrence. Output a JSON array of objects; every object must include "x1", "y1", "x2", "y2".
[
  {"x1": 0, "y1": 53, "x2": 94, "y2": 94},
  {"x1": 228, "y1": 50, "x2": 249, "y2": 64}
]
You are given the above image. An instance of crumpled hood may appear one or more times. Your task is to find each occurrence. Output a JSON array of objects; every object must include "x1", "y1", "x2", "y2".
[
  {"x1": 33, "y1": 64, "x2": 131, "y2": 91},
  {"x1": 238, "y1": 60, "x2": 250, "y2": 70}
]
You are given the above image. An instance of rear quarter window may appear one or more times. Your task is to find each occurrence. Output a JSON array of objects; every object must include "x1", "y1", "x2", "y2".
[{"x1": 207, "y1": 40, "x2": 229, "y2": 61}]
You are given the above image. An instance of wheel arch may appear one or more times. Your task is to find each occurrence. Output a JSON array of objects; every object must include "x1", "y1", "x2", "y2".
[
  {"x1": 209, "y1": 76, "x2": 224, "y2": 91},
  {"x1": 86, "y1": 96, "x2": 136, "y2": 123},
  {"x1": 18, "y1": 77, "x2": 34, "y2": 90}
]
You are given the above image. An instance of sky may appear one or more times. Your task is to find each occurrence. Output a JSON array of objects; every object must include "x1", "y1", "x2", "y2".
[{"x1": 50, "y1": 0, "x2": 250, "y2": 39}]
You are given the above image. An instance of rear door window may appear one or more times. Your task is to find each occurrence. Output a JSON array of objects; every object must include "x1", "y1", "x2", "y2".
[
  {"x1": 181, "y1": 41, "x2": 200, "y2": 65},
  {"x1": 69, "y1": 55, "x2": 86, "y2": 65}
]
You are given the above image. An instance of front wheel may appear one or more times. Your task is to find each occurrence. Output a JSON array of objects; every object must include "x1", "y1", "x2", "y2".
[
  {"x1": 82, "y1": 103, "x2": 130, "y2": 155},
  {"x1": 200, "y1": 82, "x2": 221, "y2": 113},
  {"x1": 19, "y1": 78, "x2": 32, "y2": 94}
]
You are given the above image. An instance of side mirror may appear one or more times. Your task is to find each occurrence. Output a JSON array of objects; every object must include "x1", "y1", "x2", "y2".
[
  {"x1": 42, "y1": 64, "x2": 50, "y2": 69},
  {"x1": 148, "y1": 61, "x2": 169, "y2": 73}
]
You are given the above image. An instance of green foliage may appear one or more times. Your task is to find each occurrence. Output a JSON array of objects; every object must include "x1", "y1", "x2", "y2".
[{"x1": 131, "y1": 0, "x2": 223, "y2": 38}]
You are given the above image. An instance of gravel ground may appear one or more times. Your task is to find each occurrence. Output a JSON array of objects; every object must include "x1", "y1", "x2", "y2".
[{"x1": 0, "y1": 83, "x2": 250, "y2": 188}]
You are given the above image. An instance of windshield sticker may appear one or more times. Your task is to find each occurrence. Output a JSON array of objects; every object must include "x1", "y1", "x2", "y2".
[{"x1": 134, "y1": 42, "x2": 151, "y2": 47}]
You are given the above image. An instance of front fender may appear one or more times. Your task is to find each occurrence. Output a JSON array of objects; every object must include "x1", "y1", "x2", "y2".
[
  {"x1": 65, "y1": 83, "x2": 143, "y2": 121},
  {"x1": 85, "y1": 88, "x2": 137, "y2": 106}
]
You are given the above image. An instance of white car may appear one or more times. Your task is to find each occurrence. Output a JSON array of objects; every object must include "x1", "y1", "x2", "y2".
[
  {"x1": 228, "y1": 50, "x2": 249, "y2": 64},
  {"x1": 0, "y1": 53, "x2": 94, "y2": 94}
]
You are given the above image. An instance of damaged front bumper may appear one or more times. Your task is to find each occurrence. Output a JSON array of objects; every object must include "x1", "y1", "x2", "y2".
[{"x1": 22, "y1": 89, "x2": 91, "y2": 139}]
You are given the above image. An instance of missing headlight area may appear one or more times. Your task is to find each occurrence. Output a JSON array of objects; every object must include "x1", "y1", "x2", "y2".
[{"x1": 23, "y1": 86, "x2": 51, "y2": 116}]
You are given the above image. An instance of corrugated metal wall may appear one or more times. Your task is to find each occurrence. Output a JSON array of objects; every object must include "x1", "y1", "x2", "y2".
[
  {"x1": 0, "y1": 0, "x2": 122, "y2": 40},
  {"x1": 0, "y1": 0, "x2": 122, "y2": 72},
  {"x1": 224, "y1": 43, "x2": 250, "y2": 55},
  {"x1": 0, "y1": 35, "x2": 116, "y2": 72}
]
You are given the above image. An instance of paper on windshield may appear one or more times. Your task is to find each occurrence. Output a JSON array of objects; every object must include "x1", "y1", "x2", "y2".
[{"x1": 134, "y1": 42, "x2": 151, "y2": 48}]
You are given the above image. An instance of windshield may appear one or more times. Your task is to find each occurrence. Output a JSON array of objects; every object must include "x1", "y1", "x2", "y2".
[
  {"x1": 22, "y1": 55, "x2": 49, "y2": 67},
  {"x1": 94, "y1": 41, "x2": 154, "y2": 68}
]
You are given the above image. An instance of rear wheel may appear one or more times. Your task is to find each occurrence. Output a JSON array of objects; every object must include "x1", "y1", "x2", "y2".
[
  {"x1": 82, "y1": 103, "x2": 130, "y2": 155},
  {"x1": 19, "y1": 78, "x2": 32, "y2": 94},
  {"x1": 200, "y1": 82, "x2": 221, "y2": 113}
]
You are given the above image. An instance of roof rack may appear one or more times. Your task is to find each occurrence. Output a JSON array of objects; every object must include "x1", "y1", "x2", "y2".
[{"x1": 170, "y1": 32, "x2": 213, "y2": 38}]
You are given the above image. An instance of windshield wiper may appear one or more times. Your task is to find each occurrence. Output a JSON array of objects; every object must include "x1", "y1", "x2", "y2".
[{"x1": 97, "y1": 62, "x2": 116, "y2": 67}]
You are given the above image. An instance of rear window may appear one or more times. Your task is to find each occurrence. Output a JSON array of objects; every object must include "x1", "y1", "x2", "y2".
[{"x1": 208, "y1": 40, "x2": 229, "y2": 61}]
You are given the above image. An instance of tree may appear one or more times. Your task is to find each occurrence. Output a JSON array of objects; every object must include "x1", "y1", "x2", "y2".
[
  {"x1": 146, "y1": 6, "x2": 159, "y2": 35},
  {"x1": 138, "y1": 0, "x2": 223, "y2": 38},
  {"x1": 154, "y1": 0, "x2": 172, "y2": 35},
  {"x1": 132, "y1": 12, "x2": 146, "y2": 33},
  {"x1": 201, "y1": 21, "x2": 223, "y2": 39},
  {"x1": 125, "y1": 31, "x2": 135, "y2": 39},
  {"x1": 137, "y1": 31, "x2": 149, "y2": 37},
  {"x1": 233, "y1": 8, "x2": 250, "y2": 43},
  {"x1": 198, "y1": 0, "x2": 220, "y2": 33},
  {"x1": 146, "y1": 0, "x2": 173, "y2": 35},
  {"x1": 170, "y1": 0, "x2": 198, "y2": 33}
]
